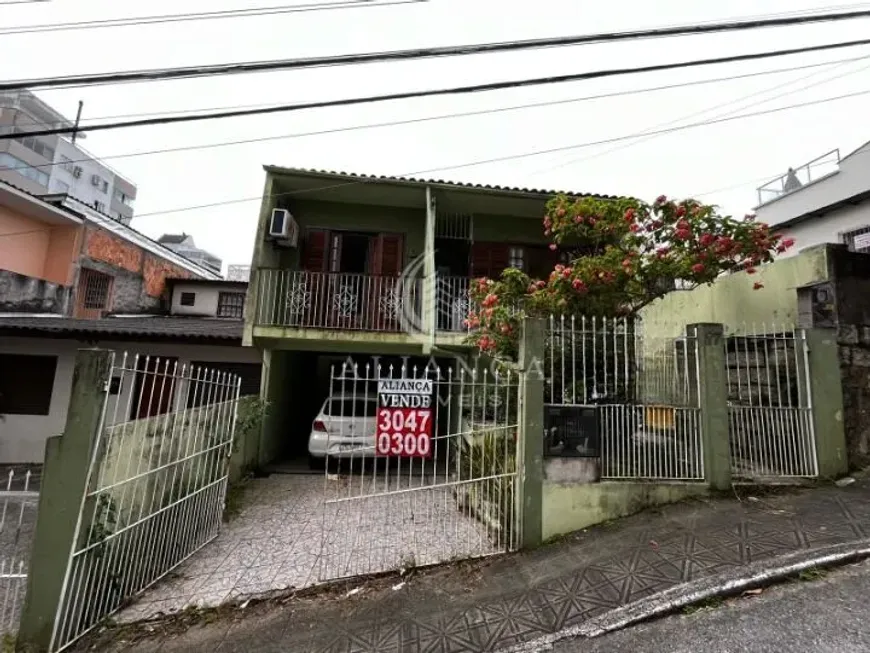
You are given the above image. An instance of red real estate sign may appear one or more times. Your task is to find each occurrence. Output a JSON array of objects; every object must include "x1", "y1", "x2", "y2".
[{"x1": 376, "y1": 379, "x2": 433, "y2": 458}]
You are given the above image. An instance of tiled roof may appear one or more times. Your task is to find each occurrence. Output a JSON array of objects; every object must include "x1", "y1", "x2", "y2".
[
  {"x1": 264, "y1": 165, "x2": 619, "y2": 199},
  {"x1": 0, "y1": 316, "x2": 242, "y2": 342}
]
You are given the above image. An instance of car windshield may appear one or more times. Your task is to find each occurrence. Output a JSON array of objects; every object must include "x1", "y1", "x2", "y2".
[{"x1": 323, "y1": 398, "x2": 377, "y2": 417}]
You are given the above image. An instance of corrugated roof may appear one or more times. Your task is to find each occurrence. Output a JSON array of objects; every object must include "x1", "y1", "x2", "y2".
[
  {"x1": 0, "y1": 316, "x2": 242, "y2": 342},
  {"x1": 264, "y1": 165, "x2": 618, "y2": 199}
]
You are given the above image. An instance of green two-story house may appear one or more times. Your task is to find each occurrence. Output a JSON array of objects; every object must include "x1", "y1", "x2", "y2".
[{"x1": 243, "y1": 166, "x2": 609, "y2": 464}]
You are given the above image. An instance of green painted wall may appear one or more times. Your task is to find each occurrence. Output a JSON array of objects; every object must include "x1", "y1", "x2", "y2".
[
  {"x1": 542, "y1": 479, "x2": 708, "y2": 540},
  {"x1": 640, "y1": 246, "x2": 831, "y2": 338},
  {"x1": 473, "y1": 213, "x2": 548, "y2": 245}
]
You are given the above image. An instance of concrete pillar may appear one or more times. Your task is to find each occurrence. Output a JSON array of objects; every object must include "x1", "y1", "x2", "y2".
[
  {"x1": 805, "y1": 328, "x2": 848, "y2": 478},
  {"x1": 518, "y1": 318, "x2": 545, "y2": 548},
  {"x1": 18, "y1": 349, "x2": 113, "y2": 652},
  {"x1": 689, "y1": 323, "x2": 732, "y2": 490}
]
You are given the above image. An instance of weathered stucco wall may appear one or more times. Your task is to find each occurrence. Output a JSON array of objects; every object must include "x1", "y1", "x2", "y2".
[{"x1": 640, "y1": 245, "x2": 830, "y2": 338}]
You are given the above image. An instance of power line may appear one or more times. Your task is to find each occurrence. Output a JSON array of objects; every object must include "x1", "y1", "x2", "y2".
[
  {"x1": 2, "y1": 53, "x2": 865, "y2": 177},
  {"x1": 532, "y1": 52, "x2": 870, "y2": 175},
  {"x1": 131, "y1": 86, "x2": 870, "y2": 219},
  {"x1": 6, "y1": 9, "x2": 870, "y2": 91},
  {"x1": 0, "y1": 0, "x2": 50, "y2": 4},
  {"x1": 7, "y1": 37, "x2": 870, "y2": 142},
  {"x1": 67, "y1": 53, "x2": 870, "y2": 124},
  {"x1": 2, "y1": 87, "x2": 867, "y2": 233},
  {"x1": 0, "y1": 0, "x2": 424, "y2": 34}
]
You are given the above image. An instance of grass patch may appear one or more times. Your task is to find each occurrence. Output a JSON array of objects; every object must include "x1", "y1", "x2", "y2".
[
  {"x1": 681, "y1": 596, "x2": 724, "y2": 615},
  {"x1": 796, "y1": 567, "x2": 828, "y2": 582}
]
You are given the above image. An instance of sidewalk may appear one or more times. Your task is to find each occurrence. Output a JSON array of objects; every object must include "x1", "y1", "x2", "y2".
[{"x1": 84, "y1": 478, "x2": 870, "y2": 652}]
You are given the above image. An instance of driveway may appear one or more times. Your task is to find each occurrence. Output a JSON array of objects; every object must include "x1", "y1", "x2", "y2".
[{"x1": 118, "y1": 471, "x2": 500, "y2": 622}]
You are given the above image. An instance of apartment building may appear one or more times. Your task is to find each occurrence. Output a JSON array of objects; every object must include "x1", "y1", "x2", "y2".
[
  {"x1": 158, "y1": 233, "x2": 223, "y2": 275},
  {"x1": 0, "y1": 90, "x2": 138, "y2": 224}
]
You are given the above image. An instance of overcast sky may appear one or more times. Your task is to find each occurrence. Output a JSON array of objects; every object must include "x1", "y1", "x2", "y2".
[{"x1": 4, "y1": 0, "x2": 870, "y2": 273}]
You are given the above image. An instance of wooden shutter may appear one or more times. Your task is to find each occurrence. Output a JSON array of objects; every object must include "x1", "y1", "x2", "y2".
[
  {"x1": 471, "y1": 242, "x2": 509, "y2": 278},
  {"x1": 302, "y1": 229, "x2": 329, "y2": 271},
  {"x1": 373, "y1": 233, "x2": 404, "y2": 276}
]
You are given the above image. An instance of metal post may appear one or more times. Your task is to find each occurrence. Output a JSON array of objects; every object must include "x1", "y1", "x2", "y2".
[
  {"x1": 805, "y1": 328, "x2": 848, "y2": 478},
  {"x1": 18, "y1": 349, "x2": 113, "y2": 652},
  {"x1": 70, "y1": 101, "x2": 83, "y2": 145},
  {"x1": 689, "y1": 323, "x2": 732, "y2": 490},
  {"x1": 518, "y1": 318, "x2": 545, "y2": 548},
  {"x1": 423, "y1": 186, "x2": 437, "y2": 351}
]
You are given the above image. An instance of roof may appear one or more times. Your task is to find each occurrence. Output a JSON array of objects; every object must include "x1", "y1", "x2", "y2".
[
  {"x1": 158, "y1": 233, "x2": 191, "y2": 245},
  {"x1": 263, "y1": 165, "x2": 617, "y2": 199},
  {"x1": 0, "y1": 316, "x2": 243, "y2": 343},
  {"x1": 0, "y1": 180, "x2": 83, "y2": 226},
  {"x1": 166, "y1": 278, "x2": 248, "y2": 289}
]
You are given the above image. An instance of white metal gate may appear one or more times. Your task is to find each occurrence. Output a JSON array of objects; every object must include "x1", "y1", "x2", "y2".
[
  {"x1": 726, "y1": 327, "x2": 818, "y2": 480},
  {"x1": 317, "y1": 360, "x2": 519, "y2": 582},
  {"x1": 51, "y1": 354, "x2": 241, "y2": 652},
  {"x1": 0, "y1": 468, "x2": 38, "y2": 640},
  {"x1": 545, "y1": 316, "x2": 705, "y2": 481}
]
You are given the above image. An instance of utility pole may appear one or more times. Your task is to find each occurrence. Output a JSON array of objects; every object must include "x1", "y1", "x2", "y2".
[{"x1": 70, "y1": 100, "x2": 83, "y2": 144}]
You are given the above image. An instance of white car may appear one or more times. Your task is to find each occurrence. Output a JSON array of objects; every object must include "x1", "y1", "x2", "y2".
[{"x1": 307, "y1": 394, "x2": 378, "y2": 468}]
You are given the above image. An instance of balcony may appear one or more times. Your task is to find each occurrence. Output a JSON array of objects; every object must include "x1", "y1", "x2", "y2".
[
  {"x1": 756, "y1": 149, "x2": 840, "y2": 207},
  {"x1": 252, "y1": 270, "x2": 473, "y2": 342}
]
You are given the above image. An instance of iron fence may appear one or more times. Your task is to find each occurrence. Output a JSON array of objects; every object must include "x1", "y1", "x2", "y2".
[
  {"x1": 0, "y1": 468, "x2": 38, "y2": 640},
  {"x1": 725, "y1": 326, "x2": 818, "y2": 480},
  {"x1": 545, "y1": 316, "x2": 704, "y2": 481},
  {"x1": 318, "y1": 361, "x2": 519, "y2": 582},
  {"x1": 50, "y1": 354, "x2": 241, "y2": 652}
]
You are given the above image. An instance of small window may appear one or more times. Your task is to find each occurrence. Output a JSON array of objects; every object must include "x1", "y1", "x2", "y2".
[
  {"x1": 0, "y1": 354, "x2": 57, "y2": 415},
  {"x1": 508, "y1": 246, "x2": 525, "y2": 270},
  {"x1": 179, "y1": 292, "x2": 196, "y2": 307},
  {"x1": 843, "y1": 227, "x2": 870, "y2": 254},
  {"x1": 80, "y1": 269, "x2": 113, "y2": 310},
  {"x1": 216, "y1": 292, "x2": 244, "y2": 318}
]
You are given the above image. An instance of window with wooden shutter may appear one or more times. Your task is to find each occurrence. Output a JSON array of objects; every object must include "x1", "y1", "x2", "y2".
[
  {"x1": 302, "y1": 229, "x2": 329, "y2": 271},
  {"x1": 373, "y1": 233, "x2": 404, "y2": 276},
  {"x1": 471, "y1": 242, "x2": 510, "y2": 278}
]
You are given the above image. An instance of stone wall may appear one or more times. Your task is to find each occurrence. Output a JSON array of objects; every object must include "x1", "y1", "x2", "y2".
[
  {"x1": 0, "y1": 268, "x2": 71, "y2": 314},
  {"x1": 835, "y1": 325, "x2": 870, "y2": 469}
]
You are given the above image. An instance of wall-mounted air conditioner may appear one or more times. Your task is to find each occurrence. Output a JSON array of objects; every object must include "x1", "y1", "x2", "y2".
[
  {"x1": 72, "y1": 166, "x2": 83, "y2": 178},
  {"x1": 91, "y1": 174, "x2": 102, "y2": 186},
  {"x1": 268, "y1": 208, "x2": 298, "y2": 247}
]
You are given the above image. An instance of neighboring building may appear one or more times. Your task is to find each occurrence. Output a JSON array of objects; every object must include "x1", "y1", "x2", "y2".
[
  {"x1": 0, "y1": 90, "x2": 138, "y2": 224},
  {"x1": 0, "y1": 179, "x2": 221, "y2": 318},
  {"x1": 226, "y1": 264, "x2": 251, "y2": 282},
  {"x1": 158, "y1": 233, "x2": 222, "y2": 275},
  {"x1": 0, "y1": 277, "x2": 260, "y2": 463},
  {"x1": 754, "y1": 142, "x2": 870, "y2": 257},
  {"x1": 243, "y1": 166, "x2": 615, "y2": 464}
]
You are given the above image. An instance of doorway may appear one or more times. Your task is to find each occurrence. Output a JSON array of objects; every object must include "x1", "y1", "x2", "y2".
[{"x1": 435, "y1": 238, "x2": 471, "y2": 331}]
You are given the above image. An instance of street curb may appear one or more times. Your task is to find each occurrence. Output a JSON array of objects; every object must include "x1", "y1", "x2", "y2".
[{"x1": 497, "y1": 538, "x2": 870, "y2": 652}]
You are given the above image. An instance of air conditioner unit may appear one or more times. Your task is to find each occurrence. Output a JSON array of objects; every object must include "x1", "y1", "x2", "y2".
[
  {"x1": 268, "y1": 208, "x2": 298, "y2": 247},
  {"x1": 91, "y1": 174, "x2": 101, "y2": 186},
  {"x1": 72, "y1": 166, "x2": 83, "y2": 178}
]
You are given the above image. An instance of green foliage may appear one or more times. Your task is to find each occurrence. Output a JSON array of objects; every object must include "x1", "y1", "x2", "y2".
[
  {"x1": 467, "y1": 195, "x2": 794, "y2": 358},
  {"x1": 456, "y1": 429, "x2": 517, "y2": 538}
]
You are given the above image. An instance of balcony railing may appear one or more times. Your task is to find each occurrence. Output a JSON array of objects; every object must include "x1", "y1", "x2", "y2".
[
  {"x1": 756, "y1": 148, "x2": 840, "y2": 206},
  {"x1": 254, "y1": 270, "x2": 477, "y2": 335},
  {"x1": 255, "y1": 270, "x2": 422, "y2": 332}
]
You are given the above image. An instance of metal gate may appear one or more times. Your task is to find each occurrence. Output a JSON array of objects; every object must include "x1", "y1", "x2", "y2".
[
  {"x1": 317, "y1": 360, "x2": 519, "y2": 582},
  {"x1": 726, "y1": 326, "x2": 818, "y2": 480},
  {"x1": 545, "y1": 316, "x2": 705, "y2": 481},
  {"x1": 50, "y1": 353, "x2": 241, "y2": 652}
]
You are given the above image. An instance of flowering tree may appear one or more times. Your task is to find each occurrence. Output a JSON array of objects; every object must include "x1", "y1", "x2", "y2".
[{"x1": 467, "y1": 194, "x2": 794, "y2": 358}]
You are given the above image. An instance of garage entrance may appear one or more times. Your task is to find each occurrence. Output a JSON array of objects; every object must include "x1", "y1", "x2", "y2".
[{"x1": 317, "y1": 357, "x2": 521, "y2": 581}]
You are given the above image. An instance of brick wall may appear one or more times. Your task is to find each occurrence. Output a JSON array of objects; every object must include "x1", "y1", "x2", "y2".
[{"x1": 77, "y1": 226, "x2": 200, "y2": 314}]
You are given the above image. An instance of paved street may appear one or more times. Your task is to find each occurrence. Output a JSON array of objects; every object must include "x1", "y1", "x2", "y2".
[
  {"x1": 84, "y1": 478, "x2": 870, "y2": 652},
  {"x1": 556, "y1": 559, "x2": 870, "y2": 653}
]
